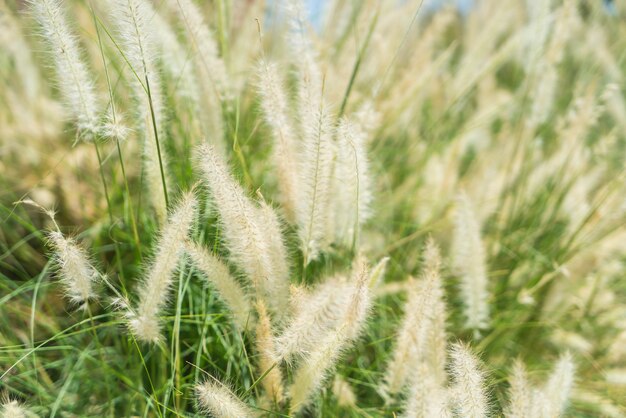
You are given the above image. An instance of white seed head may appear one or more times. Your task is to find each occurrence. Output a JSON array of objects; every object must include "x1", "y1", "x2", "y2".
[
  {"x1": 185, "y1": 240, "x2": 251, "y2": 329},
  {"x1": 1, "y1": 400, "x2": 27, "y2": 418},
  {"x1": 449, "y1": 343, "x2": 490, "y2": 418},
  {"x1": 452, "y1": 192, "x2": 490, "y2": 333},
  {"x1": 30, "y1": 0, "x2": 100, "y2": 139},
  {"x1": 196, "y1": 380, "x2": 253, "y2": 418},
  {"x1": 332, "y1": 117, "x2": 373, "y2": 247},
  {"x1": 196, "y1": 144, "x2": 289, "y2": 316},
  {"x1": 130, "y1": 192, "x2": 197, "y2": 343},
  {"x1": 47, "y1": 230, "x2": 99, "y2": 305}
]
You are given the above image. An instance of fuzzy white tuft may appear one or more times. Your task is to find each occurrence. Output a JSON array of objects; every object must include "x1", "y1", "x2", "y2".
[
  {"x1": 449, "y1": 343, "x2": 490, "y2": 418},
  {"x1": 196, "y1": 380, "x2": 253, "y2": 418},
  {"x1": 505, "y1": 360, "x2": 533, "y2": 418},
  {"x1": 48, "y1": 230, "x2": 99, "y2": 305},
  {"x1": 294, "y1": 102, "x2": 334, "y2": 264},
  {"x1": 196, "y1": 144, "x2": 290, "y2": 316},
  {"x1": 384, "y1": 238, "x2": 445, "y2": 395},
  {"x1": 332, "y1": 117, "x2": 373, "y2": 247},
  {"x1": 129, "y1": 192, "x2": 197, "y2": 343},
  {"x1": 452, "y1": 192, "x2": 490, "y2": 334},
  {"x1": 1, "y1": 400, "x2": 27, "y2": 418},
  {"x1": 184, "y1": 240, "x2": 251, "y2": 329},
  {"x1": 109, "y1": 0, "x2": 169, "y2": 223},
  {"x1": 538, "y1": 352, "x2": 575, "y2": 418},
  {"x1": 257, "y1": 60, "x2": 299, "y2": 221},
  {"x1": 30, "y1": 0, "x2": 99, "y2": 139},
  {"x1": 288, "y1": 260, "x2": 371, "y2": 413},
  {"x1": 401, "y1": 362, "x2": 451, "y2": 418}
]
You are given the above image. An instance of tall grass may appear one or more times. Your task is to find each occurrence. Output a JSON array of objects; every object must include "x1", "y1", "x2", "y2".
[{"x1": 1, "y1": 0, "x2": 626, "y2": 416}]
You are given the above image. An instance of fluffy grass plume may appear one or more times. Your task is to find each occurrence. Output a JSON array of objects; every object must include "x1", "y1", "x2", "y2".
[
  {"x1": 184, "y1": 240, "x2": 251, "y2": 329},
  {"x1": 452, "y1": 192, "x2": 490, "y2": 334},
  {"x1": 30, "y1": 0, "x2": 99, "y2": 139},
  {"x1": 449, "y1": 343, "x2": 490, "y2": 418},
  {"x1": 197, "y1": 144, "x2": 289, "y2": 315},
  {"x1": 257, "y1": 60, "x2": 299, "y2": 220},
  {"x1": 255, "y1": 300, "x2": 285, "y2": 405},
  {"x1": 505, "y1": 360, "x2": 533, "y2": 418},
  {"x1": 109, "y1": 0, "x2": 170, "y2": 222},
  {"x1": 1, "y1": 400, "x2": 27, "y2": 418},
  {"x1": 129, "y1": 192, "x2": 197, "y2": 343},
  {"x1": 288, "y1": 260, "x2": 371, "y2": 413},
  {"x1": 384, "y1": 238, "x2": 444, "y2": 395},
  {"x1": 196, "y1": 380, "x2": 253, "y2": 418},
  {"x1": 333, "y1": 117, "x2": 373, "y2": 247},
  {"x1": 47, "y1": 230, "x2": 100, "y2": 305}
]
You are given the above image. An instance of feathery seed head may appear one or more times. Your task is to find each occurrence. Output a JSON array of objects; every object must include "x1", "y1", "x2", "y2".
[
  {"x1": 1, "y1": 400, "x2": 26, "y2": 418},
  {"x1": 130, "y1": 192, "x2": 197, "y2": 343},
  {"x1": 109, "y1": 0, "x2": 170, "y2": 222},
  {"x1": 333, "y1": 117, "x2": 373, "y2": 247},
  {"x1": 332, "y1": 376, "x2": 357, "y2": 408},
  {"x1": 184, "y1": 240, "x2": 251, "y2": 329},
  {"x1": 196, "y1": 380, "x2": 253, "y2": 418},
  {"x1": 384, "y1": 239, "x2": 446, "y2": 395},
  {"x1": 47, "y1": 230, "x2": 99, "y2": 305},
  {"x1": 449, "y1": 343, "x2": 490, "y2": 418},
  {"x1": 30, "y1": 0, "x2": 100, "y2": 140},
  {"x1": 255, "y1": 301, "x2": 284, "y2": 404},
  {"x1": 196, "y1": 144, "x2": 289, "y2": 315},
  {"x1": 505, "y1": 360, "x2": 533, "y2": 418},
  {"x1": 295, "y1": 102, "x2": 335, "y2": 263},
  {"x1": 257, "y1": 60, "x2": 299, "y2": 220},
  {"x1": 452, "y1": 192, "x2": 490, "y2": 333},
  {"x1": 541, "y1": 352, "x2": 575, "y2": 417}
]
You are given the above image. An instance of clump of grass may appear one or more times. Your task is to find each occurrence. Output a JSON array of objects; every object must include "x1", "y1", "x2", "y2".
[{"x1": 1, "y1": 0, "x2": 625, "y2": 416}]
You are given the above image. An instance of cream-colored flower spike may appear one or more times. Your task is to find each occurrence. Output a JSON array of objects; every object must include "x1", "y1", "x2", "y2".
[
  {"x1": 294, "y1": 101, "x2": 334, "y2": 264},
  {"x1": 169, "y1": 0, "x2": 229, "y2": 98},
  {"x1": 401, "y1": 362, "x2": 451, "y2": 418},
  {"x1": 384, "y1": 238, "x2": 445, "y2": 396},
  {"x1": 452, "y1": 192, "x2": 490, "y2": 334},
  {"x1": 505, "y1": 360, "x2": 533, "y2": 418},
  {"x1": 109, "y1": 0, "x2": 169, "y2": 223},
  {"x1": 255, "y1": 301, "x2": 284, "y2": 405},
  {"x1": 1, "y1": 399, "x2": 27, "y2": 418},
  {"x1": 196, "y1": 380, "x2": 253, "y2": 418},
  {"x1": 288, "y1": 260, "x2": 371, "y2": 414},
  {"x1": 30, "y1": 0, "x2": 99, "y2": 140},
  {"x1": 48, "y1": 231, "x2": 100, "y2": 305},
  {"x1": 197, "y1": 144, "x2": 290, "y2": 315},
  {"x1": 332, "y1": 375, "x2": 357, "y2": 408},
  {"x1": 257, "y1": 60, "x2": 299, "y2": 221},
  {"x1": 449, "y1": 343, "x2": 489, "y2": 418},
  {"x1": 285, "y1": 0, "x2": 334, "y2": 264},
  {"x1": 273, "y1": 276, "x2": 355, "y2": 362},
  {"x1": 333, "y1": 117, "x2": 373, "y2": 247},
  {"x1": 129, "y1": 192, "x2": 197, "y2": 343},
  {"x1": 537, "y1": 352, "x2": 575, "y2": 418},
  {"x1": 184, "y1": 241, "x2": 251, "y2": 329}
]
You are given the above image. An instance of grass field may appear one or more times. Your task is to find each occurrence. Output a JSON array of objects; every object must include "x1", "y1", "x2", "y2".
[{"x1": 1, "y1": 0, "x2": 626, "y2": 416}]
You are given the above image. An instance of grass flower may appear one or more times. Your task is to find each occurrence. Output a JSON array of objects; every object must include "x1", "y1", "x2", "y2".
[
  {"x1": 184, "y1": 240, "x2": 251, "y2": 329},
  {"x1": 452, "y1": 192, "x2": 490, "y2": 335},
  {"x1": 196, "y1": 380, "x2": 253, "y2": 418},
  {"x1": 129, "y1": 192, "x2": 197, "y2": 343},
  {"x1": 196, "y1": 144, "x2": 289, "y2": 316},
  {"x1": 109, "y1": 0, "x2": 170, "y2": 222},
  {"x1": 47, "y1": 230, "x2": 99, "y2": 305},
  {"x1": 30, "y1": 0, "x2": 99, "y2": 139},
  {"x1": 449, "y1": 343, "x2": 489, "y2": 418}
]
